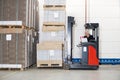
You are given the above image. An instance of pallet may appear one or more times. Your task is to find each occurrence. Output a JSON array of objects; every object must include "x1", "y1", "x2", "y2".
[
  {"x1": 0, "y1": 25, "x2": 35, "y2": 31},
  {"x1": 0, "y1": 68, "x2": 25, "y2": 71},
  {"x1": 43, "y1": 22, "x2": 65, "y2": 26},
  {"x1": 0, "y1": 64, "x2": 25, "y2": 71},
  {"x1": 44, "y1": 5, "x2": 65, "y2": 10},
  {"x1": 37, "y1": 60, "x2": 62, "y2": 68},
  {"x1": 37, "y1": 63, "x2": 62, "y2": 67},
  {"x1": 0, "y1": 64, "x2": 35, "y2": 71},
  {"x1": 44, "y1": 5, "x2": 66, "y2": 8},
  {"x1": 0, "y1": 25, "x2": 29, "y2": 29},
  {"x1": 43, "y1": 23, "x2": 65, "y2": 32}
]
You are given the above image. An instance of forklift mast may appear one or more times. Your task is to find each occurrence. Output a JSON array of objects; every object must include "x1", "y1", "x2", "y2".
[{"x1": 67, "y1": 16, "x2": 75, "y2": 61}]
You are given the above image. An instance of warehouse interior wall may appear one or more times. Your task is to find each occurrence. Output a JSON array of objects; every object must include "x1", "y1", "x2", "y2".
[
  {"x1": 66, "y1": 0, "x2": 120, "y2": 59},
  {"x1": 89, "y1": 0, "x2": 120, "y2": 58},
  {"x1": 39, "y1": 0, "x2": 120, "y2": 59}
]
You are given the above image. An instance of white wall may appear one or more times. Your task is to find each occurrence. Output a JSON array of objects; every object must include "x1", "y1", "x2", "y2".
[
  {"x1": 66, "y1": 0, "x2": 120, "y2": 58},
  {"x1": 91, "y1": 0, "x2": 120, "y2": 58}
]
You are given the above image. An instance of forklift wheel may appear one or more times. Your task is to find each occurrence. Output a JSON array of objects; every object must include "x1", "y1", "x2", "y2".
[{"x1": 63, "y1": 64, "x2": 70, "y2": 70}]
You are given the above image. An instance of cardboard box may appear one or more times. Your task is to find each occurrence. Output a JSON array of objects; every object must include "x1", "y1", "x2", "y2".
[
  {"x1": 44, "y1": 10, "x2": 65, "y2": 23},
  {"x1": 37, "y1": 41, "x2": 63, "y2": 50},
  {"x1": 44, "y1": 0, "x2": 66, "y2": 5},
  {"x1": 37, "y1": 42, "x2": 63, "y2": 67},
  {"x1": 0, "y1": 28, "x2": 36, "y2": 68},
  {"x1": 0, "y1": 0, "x2": 39, "y2": 29},
  {"x1": 40, "y1": 31, "x2": 64, "y2": 42},
  {"x1": 42, "y1": 25, "x2": 65, "y2": 32},
  {"x1": 37, "y1": 50, "x2": 62, "y2": 60},
  {"x1": 0, "y1": 21, "x2": 22, "y2": 25}
]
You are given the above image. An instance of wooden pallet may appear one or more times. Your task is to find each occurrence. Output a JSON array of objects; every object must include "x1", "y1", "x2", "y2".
[
  {"x1": 37, "y1": 63, "x2": 62, "y2": 67},
  {"x1": 0, "y1": 64, "x2": 36, "y2": 71},
  {"x1": 37, "y1": 60, "x2": 62, "y2": 68},
  {"x1": 0, "y1": 64, "x2": 34, "y2": 71},
  {"x1": 0, "y1": 68, "x2": 25, "y2": 71},
  {"x1": 0, "y1": 25, "x2": 29, "y2": 29},
  {"x1": 43, "y1": 23, "x2": 65, "y2": 31},
  {"x1": 0, "y1": 25, "x2": 34, "y2": 30},
  {"x1": 44, "y1": 5, "x2": 65, "y2": 10},
  {"x1": 43, "y1": 22, "x2": 65, "y2": 26},
  {"x1": 44, "y1": 5, "x2": 66, "y2": 8}
]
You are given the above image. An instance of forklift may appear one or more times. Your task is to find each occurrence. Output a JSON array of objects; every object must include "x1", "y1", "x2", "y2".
[{"x1": 64, "y1": 16, "x2": 99, "y2": 70}]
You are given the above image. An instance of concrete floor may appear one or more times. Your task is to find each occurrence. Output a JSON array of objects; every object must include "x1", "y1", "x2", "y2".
[{"x1": 0, "y1": 65, "x2": 120, "y2": 80}]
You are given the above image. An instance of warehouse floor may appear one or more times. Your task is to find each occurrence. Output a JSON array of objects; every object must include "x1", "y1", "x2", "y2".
[{"x1": 0, "y1": 65, "x2": 120, "y2": 80}]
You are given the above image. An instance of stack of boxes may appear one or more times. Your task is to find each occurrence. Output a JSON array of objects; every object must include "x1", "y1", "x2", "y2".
[
  {"x1": 37, "y1": 42, "x2": 63, "y2": 67},
  {"x1": 0, "y1": 28, "x2": 36, "y2": 69},
  {"x1": 0, "y1": 0, "x2": 39, "y2": 69},
  {"x1": 0, "y1": 0, "x2": 39, "y2": 29},
  {"x1": 37, "y1": 0, "x2": 66, "y2": 67}
]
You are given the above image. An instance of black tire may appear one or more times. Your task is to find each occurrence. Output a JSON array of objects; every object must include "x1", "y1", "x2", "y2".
[{"x1": 63, "y1": 64, "x2": 70, "y2": 70}]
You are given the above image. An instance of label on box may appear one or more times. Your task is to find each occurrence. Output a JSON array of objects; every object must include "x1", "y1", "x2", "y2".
[
  {"x1": 51, "y1": 32, "x2": 56, "y2": 37},
  {"x1": 54, "y1": 12, "x2": 59, "y2": 18},
  {"x1": 49, "y1": 50, "x2": 54, "y2": 56},
  {"x1": 83, "y1": 47, "x2": 87, "y2": 52},
  {"x1": 6, "y1": 34, "x2": 12, "y2": 41},
  {"x1": 27, "y1": 36, "x2": 29, "y2": 41},
  {"x1": 32, "y1": 38, "x2": 34, "y2": 43},
  {"x1": 34, "y1": 32, "x2": 37, "y2": 36}
]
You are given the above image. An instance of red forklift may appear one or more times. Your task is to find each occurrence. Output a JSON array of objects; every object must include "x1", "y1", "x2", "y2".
[{"x1": 63, "y1": 16, "x2": 99, "y2": 70}]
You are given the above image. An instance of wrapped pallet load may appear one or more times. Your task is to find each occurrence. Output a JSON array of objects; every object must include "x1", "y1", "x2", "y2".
[
  {"x1": 44, "y1": 9, "x2": 66, "y2": 24},
  {"x1": 0, "y1": 0, "x2": 39, "y2": 29},
  {"x1": 0, "y1": 0, "x2": 39, "y2": 70},
  {"x1": 44, "y1": 0, "x2": 66, "y2": 5},
  {"x1": 37, "y1": 42, "x2": 63, "y2": 67},
  {"x1": 37, "y1": 0, "x2": 66, "y2": 68},
  {"x1": 40, "y1": 31, "x2": 64, "y2": 42},
  {"x1": 0, "y1": 28, "x2": 36, "y2": 70}
]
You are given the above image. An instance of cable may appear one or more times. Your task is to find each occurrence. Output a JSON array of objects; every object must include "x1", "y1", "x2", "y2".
[{"x1": 85, "y1": 0, "x2": 87, "y2": 24}]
